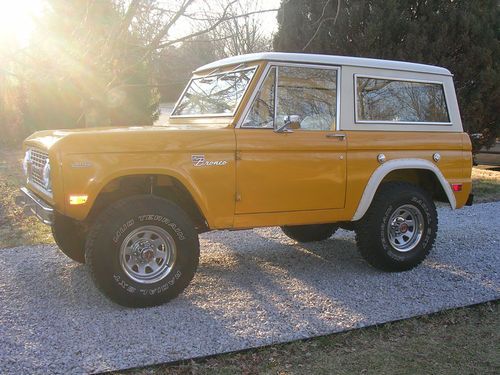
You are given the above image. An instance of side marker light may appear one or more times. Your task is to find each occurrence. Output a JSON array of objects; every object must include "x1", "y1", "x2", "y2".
[{"x1": 69, "y1": 195, "x2": 88, "y2": 205}]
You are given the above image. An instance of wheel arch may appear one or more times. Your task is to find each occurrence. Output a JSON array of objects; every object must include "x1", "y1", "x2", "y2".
[
  {"x1": 352, "y1": 158, "x2": 456, "y2": 221},
  {"x1": 86, "y1": 172, "x2": 209, "y2": 232}
]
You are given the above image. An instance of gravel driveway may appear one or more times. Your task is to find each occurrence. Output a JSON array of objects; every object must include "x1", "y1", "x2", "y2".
[{"x1": 1, "y1": 202, "x2": 499, "y2": 374}]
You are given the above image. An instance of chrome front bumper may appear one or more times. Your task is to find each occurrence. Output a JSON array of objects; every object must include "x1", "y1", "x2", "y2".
[{"x1": 15, "y1": 187, "x2": 54, "y2": 225}]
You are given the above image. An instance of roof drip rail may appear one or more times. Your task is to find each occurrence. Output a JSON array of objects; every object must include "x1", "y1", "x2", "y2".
[
  {"x1": 207, "y1": 68, "x2": 221, "y2": 76},
  {"x1": 194, "y1": 52, "x2": 452, "y2": 76}
]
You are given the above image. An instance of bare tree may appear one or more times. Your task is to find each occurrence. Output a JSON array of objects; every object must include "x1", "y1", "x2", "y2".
[
  {"x1": 203, "y1": 0, "x2": 274, "y2": 58},
  {"x1": 121, "y1": 0, "x2": 277, "y2": 52},
  {"x1": 10, "y1": 0, "x2": 279, "y2": 128},
  {"x1": 107, "y1": 0, "x2": 278, "y2": 85}
]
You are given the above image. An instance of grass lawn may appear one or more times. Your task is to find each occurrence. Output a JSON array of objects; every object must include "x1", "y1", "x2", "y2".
[
  {"x1": 0, "y1": 149, "x2": 52, "y2": 248},
  {"x1": 117, "y1": 301, "x2": 499, "y2": 375},
  {"x1": 472, "y1": 167, "x2": 500, "y2": 202}
]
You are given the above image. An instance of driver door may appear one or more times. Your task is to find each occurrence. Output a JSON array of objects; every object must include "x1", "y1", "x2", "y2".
[{"x1": 235, "y1": 64, "x2": 346, "y2": 214}]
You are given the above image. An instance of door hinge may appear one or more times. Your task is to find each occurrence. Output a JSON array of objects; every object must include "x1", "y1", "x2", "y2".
[
  {"x1": 235, "y1": 151, "x2": 242, "y2": 161},
  {"x1": 235, "y1": 192, "x2": 241, "y2": 202}
]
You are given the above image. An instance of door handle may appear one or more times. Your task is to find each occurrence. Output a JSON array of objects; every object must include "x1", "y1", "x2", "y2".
[{"x1": 326, "y1": 133, "x2": 346, "y2": 140}]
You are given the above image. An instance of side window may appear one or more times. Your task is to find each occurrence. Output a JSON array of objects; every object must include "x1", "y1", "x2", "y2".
[
  {"x1": 277, "y1": 66, "x2": 337, "y2": 131},
  {"x1": 356, "y1": 77, "x2": 450, "y2": 123},
  {"x1": 242, "y1": 67, "x2": 276, "y2": 128}
]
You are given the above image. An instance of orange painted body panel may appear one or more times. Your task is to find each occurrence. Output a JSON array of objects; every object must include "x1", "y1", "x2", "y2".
[
  {"x1": 344, "y1": 131, "x2": 472, "y2": 214},
  {"x1": 23, "y1": 127, "x2": 472, "y2": 230},
  {"x1": 232, "y1": 131, "x2": 471, "y2": 228},
  {"x1": 235, "y1": 129, "x2": 346, "y2": 214},
  {"x1": 21, "y1": 59, "x2": 473, "y2": 230},
  {"x1": 25, "y1": 125, "x2": 237, "y2": 229}
]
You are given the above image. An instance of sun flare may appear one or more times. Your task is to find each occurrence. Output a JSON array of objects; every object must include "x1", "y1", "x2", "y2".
[{"x1": 0, "y1": 0, "x2": 45, "y2": 46}]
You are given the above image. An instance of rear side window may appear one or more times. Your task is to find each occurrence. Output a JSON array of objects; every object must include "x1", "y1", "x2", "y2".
[{"x1": 356, "y1": 76, "x2": 450, "y2": 124}]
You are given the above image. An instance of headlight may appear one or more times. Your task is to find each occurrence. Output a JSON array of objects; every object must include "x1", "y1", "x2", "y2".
[
  {"x1": 22, "y1": 150, "x2": 31, "y2": 176},
  {"x1": 42, "y1": 160, "x2": 51, "y2": 191}
]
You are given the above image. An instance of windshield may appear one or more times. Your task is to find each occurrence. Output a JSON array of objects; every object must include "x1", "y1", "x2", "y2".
[{"x1": 171, "y1": 67, "x2": 256, "y2": 116}]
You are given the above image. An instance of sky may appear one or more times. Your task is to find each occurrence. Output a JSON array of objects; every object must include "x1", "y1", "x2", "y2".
[
  {"x1": 168, "y1": 0, "x2": 281, "y2": 41},
  {"x1": 257, "y1": 0, "x2": 282, "y2": 35},
  {"x1": 0, "y1": 0, "x2": 45, "y2": 46},
  {"x1": 0, "y1": 0, "x2": 281, "y2": 47}
]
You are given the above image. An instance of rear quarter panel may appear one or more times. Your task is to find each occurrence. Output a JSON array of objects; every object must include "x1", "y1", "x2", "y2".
[{"x1": 344, "y1": 131, "x2": 472, "y2": 218}]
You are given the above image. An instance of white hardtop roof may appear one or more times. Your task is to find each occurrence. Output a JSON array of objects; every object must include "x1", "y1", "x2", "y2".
[{"x1": 194, "y1": 52, "x2": 452, "y2": 76}]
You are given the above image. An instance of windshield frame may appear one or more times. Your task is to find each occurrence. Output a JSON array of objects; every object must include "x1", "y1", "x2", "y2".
[{"x1": 170, "y1": 65, "x2": 258, "y2": 118}]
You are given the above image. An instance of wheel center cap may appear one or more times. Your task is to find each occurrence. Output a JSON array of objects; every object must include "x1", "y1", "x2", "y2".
[
  {"x1": 141, "y1": 248, "x2": 155, "y2": 262},
  {"x1": 399, "y1": 223, "x2": 409, "y2": 233},
  {"x1": 133, "y1": 240, "x2": 155, "y2": 262}
]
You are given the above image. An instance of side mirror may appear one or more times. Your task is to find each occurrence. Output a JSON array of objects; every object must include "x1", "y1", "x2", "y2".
[{"x1": 275, "y1": 115, "x2": 301, "y2": 133}]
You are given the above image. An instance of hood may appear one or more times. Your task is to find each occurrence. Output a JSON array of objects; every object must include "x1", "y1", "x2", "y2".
[{"x1": 24, "y1": 121, "x2": 233, "y2": 155}]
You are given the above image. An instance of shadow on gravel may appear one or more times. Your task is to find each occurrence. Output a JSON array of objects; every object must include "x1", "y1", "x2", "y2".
[
  {"x1": 195, "y1": 235, "x2": 368, "y2": 337},
  {"x1": 204, "y1": 227, "x2": 499, "y2": 329}
]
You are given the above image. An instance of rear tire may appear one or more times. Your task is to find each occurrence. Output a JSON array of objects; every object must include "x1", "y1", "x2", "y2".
[
  {"x1": 355, "y1": 182, "x2": 437, "y2": 272},
  {"x1": 52, "y1": 213, "x2": 86, "y2": 263},
  {"x1": 281, "y1": 224, "x2": 338, "y2": 243},
  {"x1": 85, "y1": 195, "x2": 199, "y2": 307}
]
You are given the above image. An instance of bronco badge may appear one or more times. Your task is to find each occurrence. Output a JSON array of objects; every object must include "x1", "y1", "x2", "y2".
[{"x1": 191, "y1": 155, "x2": 227, "y2": 167}]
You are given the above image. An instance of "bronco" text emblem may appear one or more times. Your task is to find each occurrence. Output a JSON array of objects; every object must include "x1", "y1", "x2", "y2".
[{"x1": 191, "y1": 155, "x2": 228, "y2": 167}]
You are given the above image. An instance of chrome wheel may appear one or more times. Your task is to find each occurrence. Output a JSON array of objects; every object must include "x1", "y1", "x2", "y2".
[
  {"x1": 119, "y1": 225, "x2": 177, "y2": 284},
  {"x1": 387, "y1": 204, "x2": 424, "y2": 252}
]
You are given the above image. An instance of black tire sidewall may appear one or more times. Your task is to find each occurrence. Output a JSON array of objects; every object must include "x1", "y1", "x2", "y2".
[
  {"x1": 355, "y1": 182, "x2": 438, "y2": 272},
  {"x1": 368, "y1": 189, "x2": 437, "y2": 271},
  {"x1": 378, "y1": 193, "x2": 435, "y2": 264},
  {"x1": 86, "y1": 197, "x2": 199, "y2": 307},
  {"x1": 281, "y1": 224, "x2": 338, "y2": 243}
]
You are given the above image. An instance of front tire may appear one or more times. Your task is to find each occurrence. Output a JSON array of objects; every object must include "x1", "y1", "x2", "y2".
[
  {"x1": 281, "y1": 224, "x2": 338, "y2": 243},
  {"x1": 355, "y1": 182, "x2": 437, "y2": 272},
  {"x1": 85, "y1": 195, "x2": 199, "y2": 307}
]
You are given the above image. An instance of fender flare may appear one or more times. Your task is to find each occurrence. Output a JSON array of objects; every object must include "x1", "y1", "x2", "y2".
[
  {"x1": 81, "y1": 168, "x2": 209, "y2": 223},
  {"x1": 352, "y1": 158, "x2": 456, "y2": 221}
]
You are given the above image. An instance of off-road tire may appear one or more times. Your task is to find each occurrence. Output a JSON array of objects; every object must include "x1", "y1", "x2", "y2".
[
  {"x1": 355, "y1": 182, "x2": 437, "y2": 272},
  {"x1": 281, "y1": 224, "x2": 338, "y2": 243},
  {"x1": 85, "y1": 195, "x2": 200, "y2": 307},
  {"x1": 52, "y1": 213, "x2": 86, "y2": 263}
]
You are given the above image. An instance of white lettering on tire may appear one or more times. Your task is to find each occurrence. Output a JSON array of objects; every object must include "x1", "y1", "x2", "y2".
[
  {"x1": 113, "y1": 219, "x2": 135, "y2": 243},
  {"x1": 138, "y1": 215, "x2": 185, "y2": 240},
  {"x1": 113, "y1": 270, "x2": 182, "y2": 295}
]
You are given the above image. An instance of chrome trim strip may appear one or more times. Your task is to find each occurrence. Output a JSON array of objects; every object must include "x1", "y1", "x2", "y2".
[
  {"x1": 353, "y1": 73, "x2": 452, "y2": 126},
  {"x1": 273, "y1": 65, "x2": 279, "y2": 129},
  {"x1": 28, "y1": 182, "x2": 54, "y2": 200},
  {"x1": 336, "y1": 65, "x2": 341, "y2": 131},
  {"x1": 16, "y1": 187, "x2": 54, "y2": 225}
]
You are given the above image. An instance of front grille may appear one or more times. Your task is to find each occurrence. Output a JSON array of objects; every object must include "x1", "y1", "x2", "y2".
[{"x1": 29, "y1": 149, "x2": 50, "y2": 191}]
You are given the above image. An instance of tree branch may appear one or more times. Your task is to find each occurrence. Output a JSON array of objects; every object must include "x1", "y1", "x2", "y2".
[
  {"x1": 156, "y1": 7, "x2": 279, "y2": 49},
  {"x1": 303, "y1": 0, "x2": 341, "y2": 51},
  {"x1": 146, "y1": 0, "x2": 197, "y2": 52}
]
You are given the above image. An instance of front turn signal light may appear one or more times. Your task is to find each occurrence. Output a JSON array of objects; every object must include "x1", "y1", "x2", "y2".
[{"x1": 69, "y1": 195, "x2": 88, "y2": 205}]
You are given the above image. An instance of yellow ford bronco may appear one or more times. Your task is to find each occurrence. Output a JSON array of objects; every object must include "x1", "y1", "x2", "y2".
[{"x1": 17, "y1": 53, "x2": 473, "y2": 307}]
